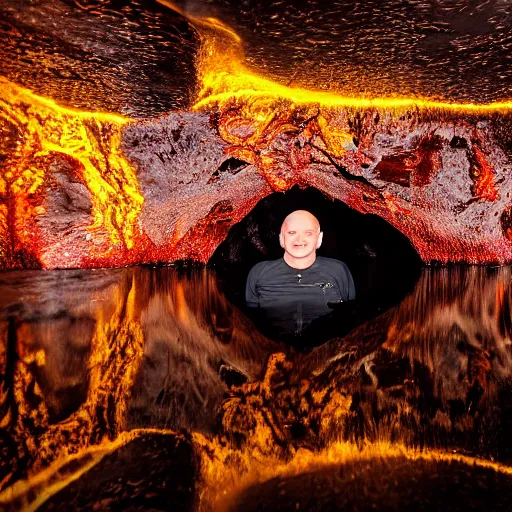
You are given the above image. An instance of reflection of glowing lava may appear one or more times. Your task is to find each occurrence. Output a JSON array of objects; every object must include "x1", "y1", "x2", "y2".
[
  {"x1": 3, "y1": 433, "x2": 512, "y2": 511},
  {"x1": 2, "y1": 267, "x2": 512, "y2": 508}
]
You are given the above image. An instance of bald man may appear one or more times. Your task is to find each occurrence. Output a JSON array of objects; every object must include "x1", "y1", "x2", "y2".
[{"x1": 245, "y1": 210, "x2": 355, "y2": 341}]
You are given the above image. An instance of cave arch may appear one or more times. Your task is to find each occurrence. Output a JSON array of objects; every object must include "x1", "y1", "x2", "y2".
[{"x1": 209, "y1": 186, "x2": 422, "y2": 309}]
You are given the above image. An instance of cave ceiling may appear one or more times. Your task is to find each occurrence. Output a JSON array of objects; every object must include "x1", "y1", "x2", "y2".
[
  {"x1": 183, "y1": 0, "x2": 512, "y2": 104},
  {"x1": 0, "y1": 0, "x2": 199, "y2": 117},
  {"x1": 1, "y1": 0, "x2": 511, "y2": 118}
]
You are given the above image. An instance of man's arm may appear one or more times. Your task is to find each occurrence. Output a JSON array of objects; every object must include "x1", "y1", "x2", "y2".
[
  {"x1": 333, "y1": 260, "x2": 355, "y2": 301},
  {"x1": 245, "y1": 264, "x2": 261, "y2": 308},
  {"x1": 344, "y1": 262, "x2": 356, "y2": 300}
]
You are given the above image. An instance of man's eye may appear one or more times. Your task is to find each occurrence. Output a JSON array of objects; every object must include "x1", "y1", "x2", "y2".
[{"x1": 288, "y1": 231, "x2": 295, "y2": 235}]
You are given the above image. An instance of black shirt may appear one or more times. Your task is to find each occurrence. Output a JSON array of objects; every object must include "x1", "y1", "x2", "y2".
[{"x1": 245, "y1": 257, "x2": 355, "y2": 339}]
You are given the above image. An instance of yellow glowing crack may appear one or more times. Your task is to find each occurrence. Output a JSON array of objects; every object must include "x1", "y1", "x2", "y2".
[
  {"x1": 195, "y1": 69, "x2": 512, "y2": 112},
  {"x1": 0, "y1": 78, "x2": 143, "y2": 250}
]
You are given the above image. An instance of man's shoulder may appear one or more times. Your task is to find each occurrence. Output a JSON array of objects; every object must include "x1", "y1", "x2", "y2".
[
  {"x1": 248, "y1": 258, "x2": 284, "y2": 279},
  {"x1": 316, "y1": 257, "x2": 355, "y2": 298},
  {"x1": 316, "y1": 256, "x2": 350, "y2": 271}
]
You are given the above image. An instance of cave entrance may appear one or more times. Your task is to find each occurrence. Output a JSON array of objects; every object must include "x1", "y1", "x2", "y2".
[{"x1": 209, "y1": 186, "x2": 423, "y2": 312}]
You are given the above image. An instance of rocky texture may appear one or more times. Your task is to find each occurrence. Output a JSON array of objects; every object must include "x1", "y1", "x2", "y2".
[
  {"x1": 2, "y1": 95, "x2": 512, "y2": 269},
  {"x1": 2, "y1": 0, "x2": 511, "y2": 114},
  {"x1": 1, "y1": 0, "x2": 512, "y2": 269},
  {"x1": 200, "y1": 106, "x2": 512, "y2": 264},
  {"x1": 0, "y1": 0, "x2": 199, "y2": 118},
  {"x1": 230, "y1": 457, "x2": 512, "y2": 512},
  {"x1": 122, "y1": 113, "x2": 274, "y2": 263},
  {"x1": 40, "y1": 432, "x2": 198, "y2": 512}
]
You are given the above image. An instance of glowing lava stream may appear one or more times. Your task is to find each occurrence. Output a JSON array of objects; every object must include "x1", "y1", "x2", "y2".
[
  {"x1": 195, "y1": 70, "x2": 512, "y2": 112},
  {"x1": 157, "y1": 0, "x2": 512, "y2": 113},
  {"x1": 0, "y1": 77, "x2": 143, "y2": 252}
]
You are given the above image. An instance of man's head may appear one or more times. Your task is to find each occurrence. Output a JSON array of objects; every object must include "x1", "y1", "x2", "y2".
[{"x1": 279, "y1": 210, "x2": 323, "y2": 269}]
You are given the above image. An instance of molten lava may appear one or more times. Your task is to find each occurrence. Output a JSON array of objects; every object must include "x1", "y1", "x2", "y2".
[{"x1": 0, "y1": 78, "x2": 143, "y2": 268}]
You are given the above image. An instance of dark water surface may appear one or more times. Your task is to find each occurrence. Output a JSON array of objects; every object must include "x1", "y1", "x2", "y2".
[{"x1": 2, "y1": 265, "x2": 512, "y2": 509}]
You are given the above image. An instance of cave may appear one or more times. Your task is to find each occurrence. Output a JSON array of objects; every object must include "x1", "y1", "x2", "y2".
[{"x1": 210, "y1": 185, "x2": 422, "y2": 309}]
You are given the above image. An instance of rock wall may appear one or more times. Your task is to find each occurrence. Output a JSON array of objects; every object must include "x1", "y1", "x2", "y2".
[{"x1": 1, "y1": 88, "x2": 512, "y2": 269}]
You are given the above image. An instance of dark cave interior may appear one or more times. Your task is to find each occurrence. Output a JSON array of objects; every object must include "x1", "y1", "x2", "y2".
[{"x1": 210, "y1": 186, "x2": 423, "y2": 313}]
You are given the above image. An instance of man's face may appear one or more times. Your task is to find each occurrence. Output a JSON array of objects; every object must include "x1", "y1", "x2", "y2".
[{"x1": 280, "y1": 212, "x2": 323, "y2": 262}]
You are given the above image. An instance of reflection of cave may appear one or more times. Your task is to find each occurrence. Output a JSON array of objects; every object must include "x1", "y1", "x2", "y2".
[{"x1": 210, "y1": 186, "x2": 422, "y2": 308}]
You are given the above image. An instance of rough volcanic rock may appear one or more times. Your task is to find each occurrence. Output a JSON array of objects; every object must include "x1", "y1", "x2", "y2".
[
  {"x1": 4, "y1": 98, "x2": 512, "y2": 269},
  {"x1": 122, "y1": 112, "x2": 273, "y2": 262},
  {"x1": 230, "y1": 457, "x2": 512, "y2": 512},
  {"x1": 1, "y1": 0, "x2": 512, "y2": 270},
  {"x1": 3, "y1": 432, "x2": 197, "y2": 512}
]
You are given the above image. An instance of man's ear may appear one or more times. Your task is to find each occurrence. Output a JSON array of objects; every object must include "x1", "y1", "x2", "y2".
[
  {"x1": 279, "y1": 233, "x2": 284, "y2": 248},
  {"x1": 316, "y1": 231, "x2": 323, "y2": 249}
]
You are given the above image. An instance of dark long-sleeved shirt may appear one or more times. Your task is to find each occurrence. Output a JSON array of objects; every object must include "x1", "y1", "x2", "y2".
[{"x1": 245, "y1": 256, "x2": 355, "y2": 339}]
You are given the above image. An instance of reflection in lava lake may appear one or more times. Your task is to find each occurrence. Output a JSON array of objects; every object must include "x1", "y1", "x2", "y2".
[{"x1": 2, "y1": 266, "x2": 512, "y2": 510}]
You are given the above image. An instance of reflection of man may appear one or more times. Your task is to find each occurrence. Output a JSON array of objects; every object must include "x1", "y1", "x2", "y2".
[{"x1": 245, "y1": 210, "x2": 355, "y2": 340}]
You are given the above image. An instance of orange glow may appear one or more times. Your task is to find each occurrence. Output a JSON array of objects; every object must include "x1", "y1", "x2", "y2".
[
  {"x1": 4, "y1": 430, "x2": 512, "y2": 511},
  {"x1": 152, "y1": 3, "x2": 512, "y2": 198},
  {"x1": 196, "y1": 437, "x2": 512, "y2": 511},
  {"x1": 0, "y1": 268, "x2": 512, "y2": 511},
  {"x1": 170, "y1": 2, "x2": 512, "y2": 114},
  {"x1": 0, "y1": 428, "x2": 176, "y2": 511},
  {"x1": 192, "y1": 27, "x2": 512, "y2": 114},
  {"x1": 0, "y1": 78, "x2": 143, "y2": 251},
  {"x1": 157, "y1": 0, "x2": 241, "y2": 43},
  {"x1": 196, "y1": 65, "x2": 512, "y2": 112},
  {"x1": 470, "y1": 144, "x2": 499, "y2": 201},
  {"x1": 7, "y1": 274, "x2": 145, "y2": 475}
]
